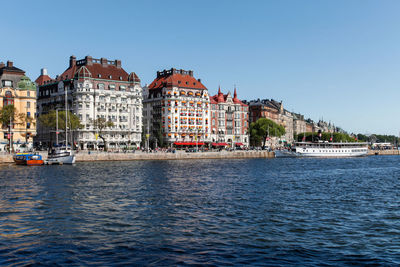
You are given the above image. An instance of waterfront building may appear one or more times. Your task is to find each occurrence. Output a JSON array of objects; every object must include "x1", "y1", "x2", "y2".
[
  {"x1": 0, "y1": 61, "x2": 37, "y2": 152},
  {"x1": 143, "y1": 68, "x2": 210, "y2": 147},
  {"x1": 35, "y1": 55, "x2": 142, "y2": 149},
  {"x1": 246, "y1": 99, "x2": 294, "y2": 144},
  {"x1": 293, "y1": 113, "x2": 307, "y2": 136},
  {"x1": 209, "y1": 87, "x2": 249, "y2": 147}
]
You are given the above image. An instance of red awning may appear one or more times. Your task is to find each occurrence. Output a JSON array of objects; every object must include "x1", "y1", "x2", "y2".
[
  {"x1": 235, "y1": 143, "x2": 244, "y2": 146},
  {"x1": 174, "y1": 142, "x2": 205, "y2": 146},
  {"x1": 212, "y1": 142, "x2": 228, "y2": 146}
]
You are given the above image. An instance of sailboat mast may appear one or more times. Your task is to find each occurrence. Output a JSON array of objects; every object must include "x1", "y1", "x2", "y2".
[
  {"x1": 56, "y1": 109, "x2": 58, "y2": 145},
  {"x1": 65, "y1": 88, "x2": 68, "y2": 146}
]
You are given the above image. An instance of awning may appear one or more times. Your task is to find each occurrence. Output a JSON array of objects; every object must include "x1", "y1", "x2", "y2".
[
  {"x1": 235, "y1": 142, "x2": 244, "y2": 146},
  {"x1": 174, "y1": 142, "x2": 205, "y2": 146},
  {"x1": 212, "y1": 142, "x2": 228, "y2": 146}
]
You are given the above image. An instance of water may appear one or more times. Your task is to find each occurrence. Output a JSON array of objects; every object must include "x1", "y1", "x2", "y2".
[{"x1": 1, "y1": 156, "x2": 400, "y2": 266}]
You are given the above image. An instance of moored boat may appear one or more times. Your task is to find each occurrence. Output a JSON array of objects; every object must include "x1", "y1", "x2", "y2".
[
  {"x1": 13, "y1": 153, "x2": 44, "y2": 165},
  {"x1": 294, "y1": 141, "x2": 368, "y2": 157},
  {"x1": 46, "y1": 145, "x2": 75, "y2": 165}
]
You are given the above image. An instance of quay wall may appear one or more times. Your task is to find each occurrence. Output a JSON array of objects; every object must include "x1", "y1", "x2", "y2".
[
  {"x1": 368, "y1": 149, "x2": 400, "y2": 156},
  {"x1": 0, "y1": 151, "x2": 274, "y2": 164},
  {"x1": 1, "y1": 149, "x2": 399, "y2": 164}
]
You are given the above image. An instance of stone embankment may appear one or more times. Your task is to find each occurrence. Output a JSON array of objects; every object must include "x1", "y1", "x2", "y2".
[
  {"x1": 0, "y1": 150, "x2": 274, "y2": 164},
  {"x1": 2, "y1": 149, "x2": 399, "y2": 164},
  {"x1": 368, "y1": 149, "x2": 400, "y2": 156}
]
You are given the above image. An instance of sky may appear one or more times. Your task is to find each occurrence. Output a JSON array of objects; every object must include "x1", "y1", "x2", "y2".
[{"x1": 1, "y1": 0, "x2": 400, "y2": 135}]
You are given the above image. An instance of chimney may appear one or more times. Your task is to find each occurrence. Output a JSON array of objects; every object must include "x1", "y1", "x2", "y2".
[
  {"x1": 157, "y1": 71, "x2": 160, "y2": 78},
  {"x1": 85, "y1": 56, "x2": 93, "y2": 66},
  {"x1": 69, "y1": 55, "x2": 76, "y2": 68},
  {"x1": 100, "y1": 58, "x2": 107, "y2": 66},
  {"x1": 41, "y1": 68, "x2": 48, "y2": 76},
  {"x1": 188, "y1": 70, "x2": 193, "y2": 76},
  {"x1": 197, "y1": 78, "x2": 201, "y2": 83},
  {"x1": 115, "y1": 60, "x2": 121, "y2": 69},
  {"x1": 7, "y1": 61, "x2": 13, "y2": 68},
  {"x1": 0, "y1": 62, "x2": 4, "y2": 68}
]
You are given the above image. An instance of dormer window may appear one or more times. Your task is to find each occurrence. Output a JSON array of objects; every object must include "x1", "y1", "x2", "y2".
[
  {"x1": 98, "y1": 74, "x2": 101, "y2": 78},
  {"x1": 109, "y1": 84, "x2": 115, "y2": 90},
  {"x1": 2, "y1": 80, "x2": 13, "y2": 87},
  {"x1": 119, "y1": 76, "x2": 122, "y2": 80},
  {"x1": 193, "y1": 82, "x2": 196, "y2": 85},
  {"x1": 185, "y1": 81, "x2": 188, "y2": 85},
  {"x1": 109, "y1": 75, "x2": 112, "y2": 79},
  {"x1": 178, "y1": 81, "x2": 181, "y2": 84}
]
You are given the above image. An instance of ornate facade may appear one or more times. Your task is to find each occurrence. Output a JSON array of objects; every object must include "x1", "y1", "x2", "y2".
[
  {"x1": 36, "y1": 56, "x2": 142, "y2": 149},
  {"x1": 0, "y1": 61, "x2": 37, "y2": 152},
  {"x1": 209, "y1": 88, "x2": 249, "y2": 147},
  {"x1": 143, "y1": 68, "x2": 210, "y2": 147}
]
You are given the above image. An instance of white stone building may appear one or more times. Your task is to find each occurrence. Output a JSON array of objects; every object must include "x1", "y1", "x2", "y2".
[{"x1": 36, "y1": 56, "x2": 142, "y2": 149}]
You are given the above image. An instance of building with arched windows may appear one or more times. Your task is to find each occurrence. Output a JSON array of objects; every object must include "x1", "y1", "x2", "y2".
[
  {"x1": 35, "y1": 55, "x2": 142, "y2": 150},
  {"x1": 0, "y1": 61, "x2": 37, "y2": 152}
]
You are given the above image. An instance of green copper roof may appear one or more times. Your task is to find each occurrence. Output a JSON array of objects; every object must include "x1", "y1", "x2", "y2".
[{"x1": 17, "y1": 76, "x2": 36, "y2": 91}]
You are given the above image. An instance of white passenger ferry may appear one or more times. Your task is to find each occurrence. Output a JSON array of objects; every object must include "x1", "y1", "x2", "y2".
[{"x1": 293, "y1": 141, "x2": 369, "y2": 157}]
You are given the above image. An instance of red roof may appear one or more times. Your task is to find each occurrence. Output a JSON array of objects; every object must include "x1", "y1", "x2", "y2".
[
  {"x1": 41, "y1": 56, "x2": 140, "y2": 83},
  {"x1": 148, "y1": 68, "x2": 206, "y2": 90},
  {"x1": 35, "y1": 75, "x2": 51, "y2": 86},
  {"x1": 210, "y1": 87, "x2": 248, "y2": 106}
]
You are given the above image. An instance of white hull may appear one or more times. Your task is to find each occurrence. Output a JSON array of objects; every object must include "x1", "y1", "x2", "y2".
[
  {"x1": 295, "y1": 147, "x2": 368, "y2": 157},
  {"x1": 47, "y1": 154, "x2": 76, "y2": 164}
]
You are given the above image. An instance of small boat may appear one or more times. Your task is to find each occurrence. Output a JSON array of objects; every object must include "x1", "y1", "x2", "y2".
[
  {"x1": 13, "y1": 153, "x2": 44, "y2": 165},
  {"x1": 46, "y1": 145, "x2": 75, "y2": 165}
]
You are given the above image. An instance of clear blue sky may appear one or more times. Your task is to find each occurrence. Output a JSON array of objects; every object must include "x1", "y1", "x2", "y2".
[{"x1": 1, "y1": 0, "x2": 399, "y2": 135}]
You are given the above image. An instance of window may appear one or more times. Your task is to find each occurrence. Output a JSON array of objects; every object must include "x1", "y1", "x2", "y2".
[
  {"x1": 27, "y1": 102, "x2": 31, "y2": 108},
  {"x1": 27, "y1": 91, "x2": 30, "y2": 97},
  {"x1": 2, "y1": 80, "x2": 13, "y2": 87},
  {"x1": 98, "y1": 74, "x2": 101, "y2": 78},
  {"x1": 120, "y1": 85, "x2": 126, "y2": 90},
  {"x1": 109, "y1": 84, "x2": 115, "y2": 90},
  {"x1": 27, "y1": 112, "x2": 31, "y2": 118},
  {"x1": 27, "y1": 122, "x2": 31, "y2": 129},
  {"x1": 98, "y1": 83, "x2": 105, "y2": 89}
]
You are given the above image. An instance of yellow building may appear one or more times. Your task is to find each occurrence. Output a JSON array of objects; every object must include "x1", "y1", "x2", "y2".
[{"x1": 0, "y1": 61, "x2": 37, "y2": 152}]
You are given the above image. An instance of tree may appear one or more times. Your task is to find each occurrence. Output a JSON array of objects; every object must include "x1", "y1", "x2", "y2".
[
  {"x1": 38, "y1": 110, "x2": 83, "y2": 146},
  {"x1": 91, "y1": 117, "x2": 114, "y2": 151},
  {"x1": 17, "y1": 112, "x2": 36, "y2": 143},
  {"x1": 0, "y1": 105, "x2": 25, "y2": 152},
  {"x1": 249, "y1": 118, "x2": 285, "y2": 148}
]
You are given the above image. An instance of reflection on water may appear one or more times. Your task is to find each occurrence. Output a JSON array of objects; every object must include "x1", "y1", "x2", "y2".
[{"x1": 0, "y1": 157, "x2": 400, "y2": 265}]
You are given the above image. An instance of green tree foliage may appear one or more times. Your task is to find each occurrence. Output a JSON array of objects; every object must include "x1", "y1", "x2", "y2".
[
  {"x1": 0, "y1": 105, "x2": 28, "y2": 152},
  {"x1": 91, "y1": 118, "x2": 114, "y2": 151},
  {"x1": 249, "y1": 118, "x2": 285, "y2": 147},
  {"x1": 39, "y1": 110, "x2": 83, "y2": 131},
  {"x1": 357, "y1": 133, "x2": 399, "y2": 145},
  {"x1": 0, "y1": 105, "x2": 21, "y2": 128}
]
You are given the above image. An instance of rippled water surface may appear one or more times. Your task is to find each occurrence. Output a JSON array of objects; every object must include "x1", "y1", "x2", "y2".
[{"x1": 1, "y1": 156, "x2": 400, "y2": 266}]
